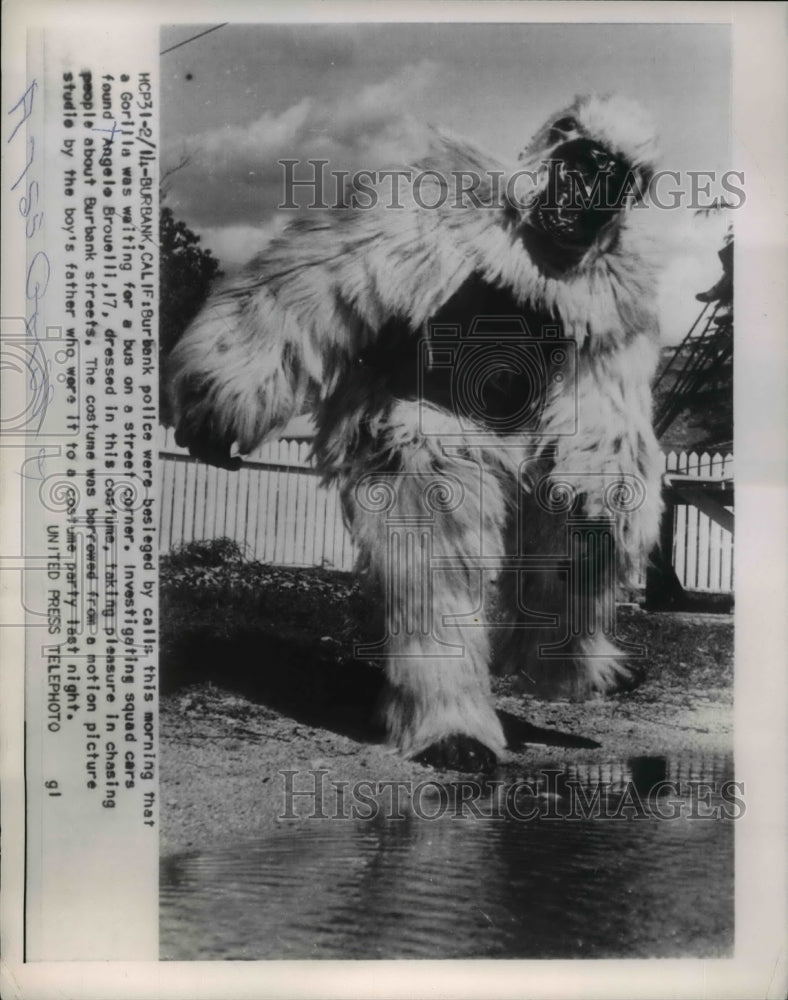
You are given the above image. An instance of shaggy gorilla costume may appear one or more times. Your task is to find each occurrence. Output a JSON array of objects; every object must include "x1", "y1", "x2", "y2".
[{"x1": 169, "y1": 94, "x2": 665, "y2": 772}]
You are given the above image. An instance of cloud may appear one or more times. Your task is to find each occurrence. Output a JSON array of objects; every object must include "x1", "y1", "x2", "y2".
[
  {"x1": 326, "y1": 60, "x2": 439, "y2": 145},
  {"x1": 197, "y1": 99, "x2": 314, "y2": 169},
  {"x1": 196, "y1": 217, "x2": 288, "y2": 272},
  {"x1": 656, "y1": 209, "x2": 730, "y2": 345},
  {"x1": 165, "y1": 60, "x2": 440, "y2": 230}
]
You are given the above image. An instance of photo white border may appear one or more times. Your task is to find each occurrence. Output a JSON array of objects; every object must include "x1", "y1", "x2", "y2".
[{"x1": 2, "y1": 1, "x2": 786, "y2": 997}]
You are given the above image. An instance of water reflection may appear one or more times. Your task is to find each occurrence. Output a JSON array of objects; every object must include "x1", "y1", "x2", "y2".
[{"x1": 161, "y1": 754, "x2": 734, "y2": 960}]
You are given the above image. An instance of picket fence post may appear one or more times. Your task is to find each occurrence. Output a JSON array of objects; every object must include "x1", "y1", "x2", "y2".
[{"x1": 157, "y1": 438, "x2": 734, "y2": 591}]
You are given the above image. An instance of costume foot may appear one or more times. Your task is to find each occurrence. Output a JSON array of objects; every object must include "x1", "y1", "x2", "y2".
[
  {"x1": 515, "y1": 659, "x2": 644, "y2": 700},
  {"x1": 414, "y1": 735, "x2": 498, "y2": 773}
]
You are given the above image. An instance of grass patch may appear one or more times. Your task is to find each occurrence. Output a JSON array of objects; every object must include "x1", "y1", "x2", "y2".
[{"x1": 161, "y1": 539, "x2": 367, "y2": 651}]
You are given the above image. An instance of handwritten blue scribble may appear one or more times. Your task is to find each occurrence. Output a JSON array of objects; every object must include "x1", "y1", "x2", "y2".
[
  {"x1": 6, "y1": 78, "x2": 53, "y2": 434},
  {"x1": 94, "y1": 119, "x2": 120, "y2": 143},
  {"x1": 7, "y1": 79, "x2": 37, "y2": 145}
]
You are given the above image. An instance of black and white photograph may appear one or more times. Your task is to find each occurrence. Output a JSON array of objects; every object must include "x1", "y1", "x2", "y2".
[
  {"x1": 158, "y1": 19, "x2": 737, "y2": 960},
  {"x1": 1, "y1": 3, "x2": 786, "y2": 998}
]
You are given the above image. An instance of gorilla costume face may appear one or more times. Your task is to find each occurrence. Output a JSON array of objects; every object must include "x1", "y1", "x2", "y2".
[{"x1": 168, "y1": 93, "x2": 665, "y2": 772}]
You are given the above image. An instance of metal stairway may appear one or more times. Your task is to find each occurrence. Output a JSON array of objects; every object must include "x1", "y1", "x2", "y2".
[{"x1": 652, "y1": 301, "x2": 733, "y2": 441}]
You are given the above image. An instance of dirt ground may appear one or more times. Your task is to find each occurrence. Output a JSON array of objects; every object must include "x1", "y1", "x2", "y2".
[{"x1": 160, "y1": 608, "x2": 733, "y2": 856}]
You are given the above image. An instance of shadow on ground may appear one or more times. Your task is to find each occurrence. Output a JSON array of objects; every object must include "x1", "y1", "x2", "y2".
[
  {"x1": 162, "y1": 627, "x2": 384, "y2": 743},
  {"x1": 160, "y1": 544, "x2": 731, "y2": 758},
  {"x1": 162, "y1": 626, "x2": 601, "y2": 752}
]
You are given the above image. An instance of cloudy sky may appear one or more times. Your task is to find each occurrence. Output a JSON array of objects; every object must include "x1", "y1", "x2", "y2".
[{"x1": 160, "y1": 21, "x2": 732, "y2": 343}]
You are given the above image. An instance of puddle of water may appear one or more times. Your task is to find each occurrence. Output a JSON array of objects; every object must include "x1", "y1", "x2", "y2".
[{"x1": 161, "y1": 755, "x2": 735, "y2": 960}]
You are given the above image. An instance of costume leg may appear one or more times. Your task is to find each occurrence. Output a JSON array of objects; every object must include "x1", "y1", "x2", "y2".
[{"x1": 342, "y1": 401, "x2": 509, "y2": 769}]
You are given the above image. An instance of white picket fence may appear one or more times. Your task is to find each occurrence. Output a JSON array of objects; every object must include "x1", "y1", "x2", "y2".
[
  {"x1": 664, "y1": 449, "x2": 734, "y2": 593},
  {"x1": 158, "y1": 427, "x2": 734, "y2": 592},
  {"x1": 158, "y1": 426, "x2": 356, "y2": 570}
]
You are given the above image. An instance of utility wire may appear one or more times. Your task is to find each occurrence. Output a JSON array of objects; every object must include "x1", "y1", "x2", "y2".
[{"x1": 160, "y1": 23, "x2": 228, "y2": 56}]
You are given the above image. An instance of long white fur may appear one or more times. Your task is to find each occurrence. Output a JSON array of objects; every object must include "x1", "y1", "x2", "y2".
[{"x1": 168, "y1": 94, "x2": 666, "y2": 760}]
